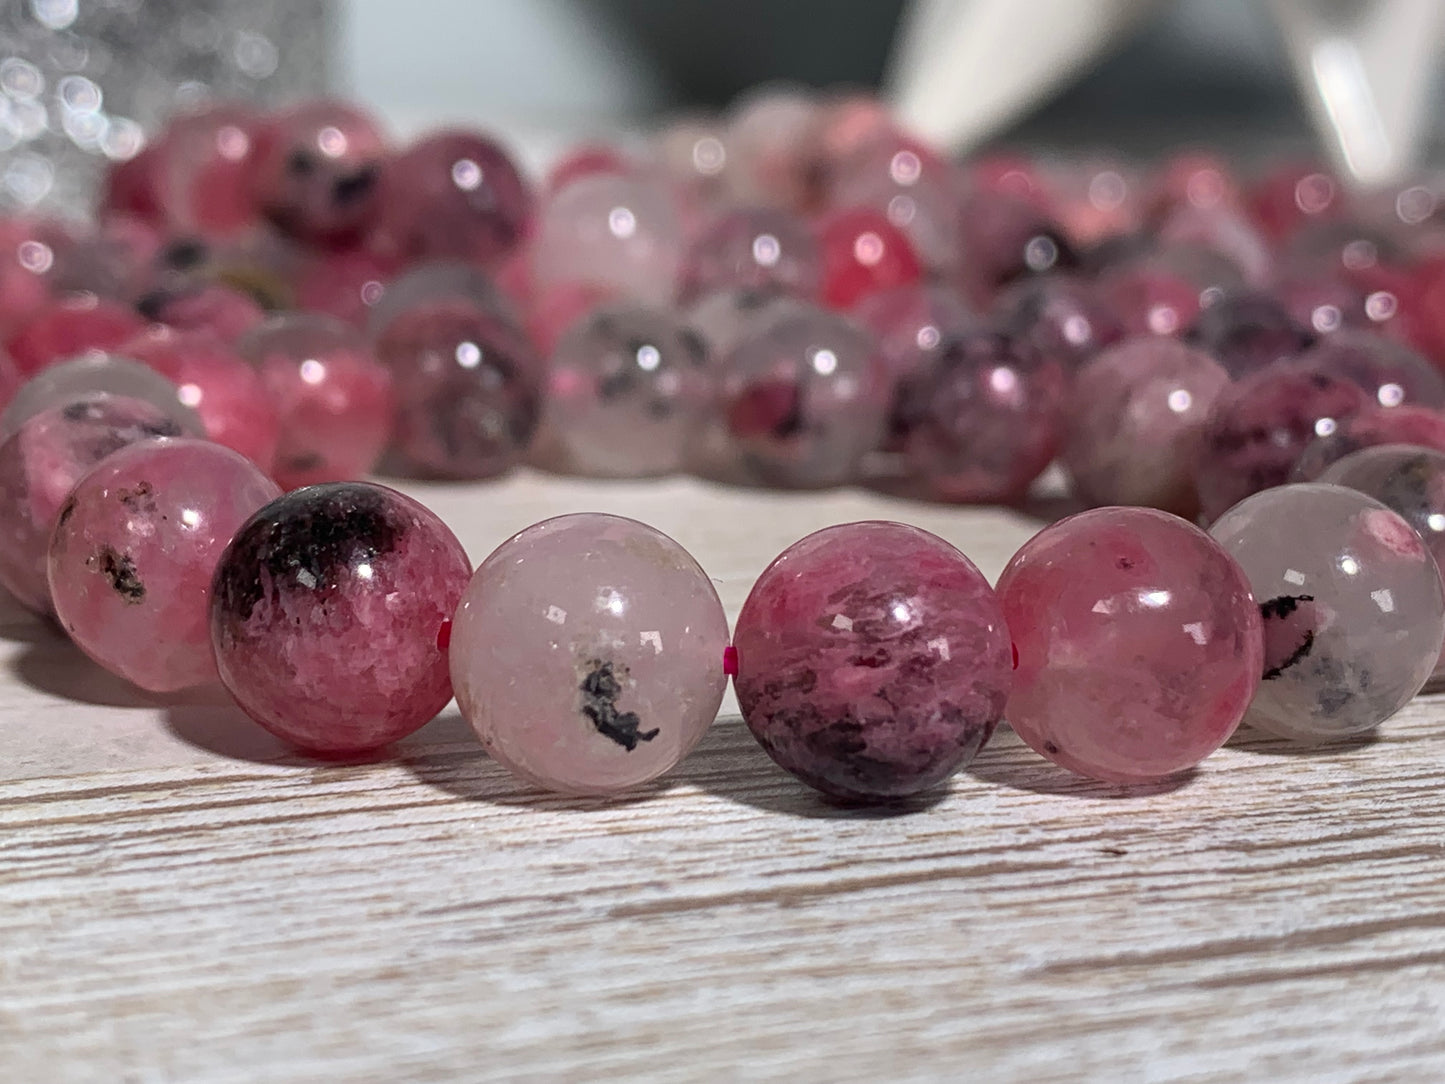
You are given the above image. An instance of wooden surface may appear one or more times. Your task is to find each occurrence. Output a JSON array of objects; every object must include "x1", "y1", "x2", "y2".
[{"x1": 4, "y1": 471, "x2": 1445, "y2": 1083}]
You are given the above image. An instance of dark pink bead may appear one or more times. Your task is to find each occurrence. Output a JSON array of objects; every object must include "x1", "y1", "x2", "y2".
[
  {"x1": 158, "y1": 103, "x2": 264, "y2": 238},
  {"x1": 251, "y1": 100, "x2": 388, "y2": 245},
  {"x1": 99, "y1": 144, "x2": 165, "y2": 227},
  {"x1": 1195, "y1": 362, "x2": 1371, "y2": 522},
  {"x1": 294, "y1": 246, "x2": 399, "y2": 328},
  {"x1": 993, "y1": 274, "x2": 1123, "y2": 370},
  {"x1": 1291, "y1": 404, "x2": 1445, "y2": 480},
  {"x1": 210, "y1": 482, "x2": 472, "y2": 753},
  {"x1": 1273, "y1": 276, "x2": 1376, "y2": 336},
  {"x1": 678, "y1": 207, "x2": 821, "y2": 303},
  {"x1": 733, "y1": 521, "x2": 1011, "y2": 801},
  {"x1": 956, "y1": 191, "x2": 1076, "y2": 306},
  {"x1": 815, "y1": 93, "x2": 896, "y2": 179},
  {"x1": 1186, "y1": 291, "x2": 1316, "y2": 378},
  {"x1": 0, "y1": 394, "x2": 188, "y2": 615},
  {"x1": 137, "y1": 284, "x2": 266, "y2": 343},
  {"x1": 6, "y1": 295, "x2": 148, "y2": 377},
  {"x1": 237, "y1": 314, "x2": 394, "y2": 489},
  {"x1": 544, "y1": 144, "x2": 632, "y2": 196},
  {"x1": 525, "y1": 280, "x2": 616, "y2": 358},
  {"x1": 817, "y1": 206, "x2": 922, "y2": 310},
  {"x1": 997, "y1": 507, "x2": 1264, "y2": 783},
  {"x1": 1248, "y1": 163, "x2": 1345, "y2": 243},
  {"x1": 963, "y1": 152, "x2": 1053, "y2": 210},
  {"x1": 1296, "y1": 330, "x2": 1445, "y2": 408},
  {"x1": 828, "y1": 132, "x2": 962, "y2": 274},
  {"x1": 120, "y1": 327, "x2": 280, "y2": 472},
  {"x1": 377, "y1": 128, "x2": 533, "y2": 270},
  {"x1": 0, "y1": 218, "x2": 68, "y2": 335},
  {"x1": 1147, "y1": 151, "x2": 1243, "y2": 218},
  {"x1": 900, "y1": 328, "x2": 1065, "y2": 503},
  {"x1": 0, "y1": 349, "x2": 17, "y2": 410},
  {"x1": 1045, "y1": 159, "x2": 1144, "y2": 246},
  {"x1": 1095, "y1": 261, "x2": 1206, "y2": 338}
]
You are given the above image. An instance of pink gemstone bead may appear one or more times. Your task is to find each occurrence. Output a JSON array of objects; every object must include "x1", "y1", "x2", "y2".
[
  {"x1": 1186, "y1": 291, "x2": 1316, "y2": 378},
  {"x1": 537, "y1": 304, "x2": 712, "y2": 477},
  {"x1": 815, "y1": 93, "x2": 896, "y2": 177},
  {"x1": 677, "y1": 207, "x2": 821, "y2": 303},
  {"x1": 451, "y1": 513, "x2": 728, "y2": 795},
  {"x1": 0, "y1": 354, "x2": 205, "y2": 443},
  {"x1": 1064, "y1": 337, "x2": 1230, "y2": 517},
  {"x1": 158, "y1": 103, "x2": 263, "y2": 238},
  {"x1": 1296, "y1": 330, "x2": 1445, "y2": 408},
  {"x1": 1046, "y1": 159, "x2": 1144, "y2": 246},
  {"x1": 137, "y1": 283, "x2": 267, "y2": 343},
  {"x1": 7, "y1": 295, "x2": 148, "y2": 376},
  {"x1": 1273, "y1": 276, "x2": 1376, "y2": 336},
  {"x1": 251, "y1": 100, "x2": 388, "y2": 245},
  {"x1": 1156, "y1": 205, "x2": 1273, "y2": 287},
  {"x1": 1291, "y1": 404, "x2": 1445, "y2": 480},
  {"x1": 998, "y1": 507, "x2": 1264, "y2": 782},
  {"x1": 525, "y1": 280, "x2": 617, "y2": 359},
  {"x1": 120, "y1": 327, "x2": 280, "y2": 471},
  {"x1": 724, "y1": 87, "x2": 825, "y2": 213},
  {"x1": 237, "y1": 314, "x2": 394, "y2": 489},
  {"x1": 720, "y1": 303, "x2": 887, "y2": 487},
  {"x1": 684, "y1": 288, "x2": 796, "y2": 361},
  {"x1": 652, "y1": 115, "x2": 729, "y2": 218},
  {"x1": 51, "y1": 216, "x2": 164, "y2": 303},
  {"x1": 817, "y1": 206, "x2": 922, "y2": 310},
  {"x1": 1095, "y1": 260, "x2": 1205, "y2": 338},
  {"x1": 293, "y1": 246, "x2": 398, "y2": 328},
  {"x1": 900, "y1": 329, "x2": 1065, "y2": 503},
  {"x1": 544, "y1": 144, "x2": 632, "y2": 197},
  {"x1": 48, "y1": 438, "x2": 281, "y2": 692},
  {"x1": 0, "y1": 395, "x2": 188, "y2": 615},
  {"x1": 211, "y1": 482, "x2": 471, "y2": 753},
  {"x1": 1211, "y1": 484, "x2": 1445, "y2": 740},
  {"x1": 531, "y1": 175, "x2": 684, "y2": 306},
  {"x1": 734, "y1": 521, "x2": 1011, "y2": 801},
  {"x1": 1195, "y1": 363, "x2": 1370, "y2": 523},
  {"x1": 1248, "y1": 163, "x2": 1344, "y2": 243},
  {"x1": 829, "y1": 133, "x2": 962, "y2": 274},
  {"x1": 0, "y1": 349, "x2": 18, "y2": 410},
  {"x1": 1148, "y1": 151, "x2": 1244, "y2": 218},
  {"x1": 99, "y1": 145, "x2": 165, "y2": 226},
  {"x1": 956, "y1": 191, "x2": 1075, "y2": 306},
  {"x1": 993, "y1": 275, "x2": 1123, "y2": 370},
  {"x1": 377, "y1": 128, "x2": 533, "y2": 270},
  {"x1": 0, "y1": 218, "x2": 67, "y2": 334}
]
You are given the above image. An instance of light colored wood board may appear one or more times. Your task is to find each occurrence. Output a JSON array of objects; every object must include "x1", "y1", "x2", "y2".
[{"x1": 2, "y1": 472, "x2": 1444, "y2": 1083}]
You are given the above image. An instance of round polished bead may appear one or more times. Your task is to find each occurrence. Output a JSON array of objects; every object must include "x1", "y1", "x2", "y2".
[
  {"x1": 734, "y1": 521, "x2": 1011, "y2": 801},
  {"x1": 1064, "y1": 337, "x2": 1230, "y2": 517},
  {"x1": 652, "y1": 114, "x2": 729, "y2": 216},
  {"x1": 377, "y1": 128, "x2": 533, "y2": 270},
  {"x1": 236, "y1": 314, "x2": 394, "y2": 489},
  {"x1": 1195, "y1": 362, "x2": 1370, "y2": 523},
  {"x1": 99, "y1": 145, "x2": 164, "y2": 226},
  {"x1": 49, "y1": 438, "x2": 281, "y2": 691},
  {"x1": 0, "y1": 218, "x2": 66, "y2": 335},
  {"x1": 6, "y1": 294, "x2": 148, "y2": 376},
  {"x1": 817, "y1": 206, "x2": 922, "y2": 310},
  {"x1": 293, "y1": 247, "x2": 398, "y2": 328},
  {"x1": 719, "y1": 303, "x2": 886, "y2": 487},
  {"x1": 158, "y1": 103, "x2": 263, "y2": 238},
  {"x1": 251, "y1": 100, "x2": 388, "y2": 244},
  {"x1": 1319, "y1": 445, "x2": 1445, "y2": 683},
  {"x1": 1156, "y1": 205, "x2": 1273, "y2": 286},
  {"x1": 899, "y1": 328, "x2": 1065, "y2": 503},
  {"x1": 1094, "y1": 260, "x2": 1204, "y2": 338},
  {"x1": 372, "y1": 286, "x2": 541, "y2": 480},
  {"x1": 537, "y1": 304, "x2": 711, "y2": 477},
  {"x1": 677, "y1": 207, "x2": 821, "y2": 303},
  {"x1": 724, "y1": 86, "x2": 824, "y2": 212},
  {"x1": 957, "y1": 191, "x2": 1077, "y2": 305},
  {"x1": 544, "y1": 143, "x2": 632, "y2": 197},
  {"x1": 450, "y1": 513, "x2": 728, "y2": 795},
  {"x1": 992, "y1": 275, "x2": 1123, "y2": 371},
  {"x1": 120, "y1": 327, "x2": 280, "y2": 471},
  {"x1": 51, "y1": 216, "x2": 164, "y2": 303},
  {"x1": 1292, "y1": 404, "x2": 1445, "y2": 480},
  {"x1": 683, "y1": 287, "x2": 795, "y2": 361},
  {"x1": 1186, "y1": 291, "x2": 1315, "y2": 378},
  {"x1": 998, "y1": 507, "x2": 1264, "y2": 782},
  {"x1": 531, "y1": 175, "x2": 684, "y2": 306},
  {"x1": 1248, "y1": 163, "x2": 1344, "y2": 243},
  {"x1": 829, "y1": 133, "x2": 962, "y2": 274},
  {"x1": 1210, "y1": 484, "x2": 1445, "y2": 741},
  {"x1": 1296, "y1": 330, "x2": 1445, "y2": 408},
  {"x1": 0, "y1": 353, "x2": 205, "y2": 444},
  {"x1": 211, "y1": 482, "x2": 470, "y2": 752},
  {"x1": 137, "y1": 283, "x2": 266, "y2": 343},
  {"x1": 0, "y1": 395, "x2": 188, "y2": 614}
]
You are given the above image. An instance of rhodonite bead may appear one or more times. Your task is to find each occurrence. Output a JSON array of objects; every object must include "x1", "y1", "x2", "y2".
[
  {"x1": 677, "y1": 207, "x2": 821, "y2": 303},
  {"x1": 1185, "y1": 291, "x2": 1315, "y2": 378},
  {"x1": 1291, "y1": 404, "x2": 1445, "y2": 480},
  {"x1": 251, "y1": 100, "x2": 388, "y2": 245},
  {"x1": 237, "y1": 314, "x2": 394, "y2": 489},
  {"x1": 1319, "y1": 445, "x2": 1445, "y2": 682},
  {"x1": 1195, "y1": 362, "x2": 1370, "y2": 523},
  {"x1": 137, "y1": 284, "x2": 266, "y2": 343},
  {"x1": 158, "y1": 103, "x2": 263, "y2": 238},
  {"x1": 211, "y1": 482, "x2": 471, "y2": 752},
  {"x1": 817, "y1": 206, "x2": 922, "y2": 309},
  {"x1": 120, "y1": 328, "x2": 280, "y2": 471},
  {"x1": 450, "y1": 513, "x2": 728, "y2": 795},
  {"x1": 293, "y1": 247, "x2": 398, "y2": 328},
  {"x1": 544, "y1": 143, "x2": 632, "y2": 196},
  {"x1": 1296, "y1": 331, "x2": 1445, "y2": 408},
  {"x1": 0, "y1": 395, "x2": 188, "y2": 614},
  {"x1": 956, "y1": 191, "x2": 1076, "y2": 306},
  {"x1": 0, "y1": 218, "x2": 66, "y2": 334},
  {"x1": 1094, "y1": 260, "x2": 1204, "y2": 338},
  {"x1": 829, "y1": 133, "x2": 962, "y2": 274},
  {"x1": 899, "y1": 328, "x2": 1065, "y2": 503},
  {"x1": 6, "y1": 294, "x2": 148, "y2": 376},
  {"x1": 48, "y1": 438, "x2": 281, "y2": 692},
  {"x1": 536, "y1": 304, "x2": 711, "y2": 477},
  {"x1": 997, "y1": 507, "x2": 1264, "y2": 782},
  {"x1": 1210, "y1": 484, "x2": 1445, "y2": 741},
  {"x1": 733, "y1": 521, "x2": 1010, "y2": 801},
  {"x1": 377, "y1": 128, "x2": 533, "y2": 270},
  {"x1": 992, "y1": 274, "x2": 1123, "y2": 371},
  {"x1": 718, "y1": 303, "x2": 887, "y2": 487},
  {"x1": 0, "y1": 350, "x2": 17, "y2": 408},
  {"x1": 531, "y1": 174, "x2": 684, "y2": 306},
  {"x1": 1064, "y1": 337, "x2": 1230, "y2": 517},
  {"x1": 0, "y1": 353, "x2": 204, "y2": 443}
]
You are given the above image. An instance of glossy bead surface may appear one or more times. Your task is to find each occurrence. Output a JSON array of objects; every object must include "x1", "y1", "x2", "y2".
[
  {"x1": 378, "y1": 128, "x2": 532, "y2": 269},
  {"x1": 537, "y1": 304, "x2": 711, "y2": 477},
  {"x1": 1291, "y1": 404, "x2": 1445, "y2": 481},
  {"x1": 829, "y1": 134, "x2": 961, "y2": 273},
  {"x1": 531, "y1": 175, "x2": 684, "y2": 306},
  {"x1": 159, "y1": 103, "x2": 263, "y2": 238},
  {"x1": 817, "y1": 206, "x2": 922, "y2": 309},
  {"x1": 734, "y1": 522, "x2": 1011, "y2": 801},
  {"x1": 6, "y1": 295, "x2": 147, "y2": 376},
  {"x1": 138, "y1": 284, "x2": 266, "y2": 343},
  {"x1": 956, "y1": 191, "x2": 1076, "y2": 304},
  {"x1": 677, "y1": 207, "x2": 821, "y2": 303},
  {"x1": 1296, "y1": 331, "x2": 1445, "y2": 408},
  {"x1": 993, "y1": 275, "x2": 1123, "y2": 371},
  {"x1": 49, "y1": 439, "x2": 281, "y2": 692},
  {"x1": 1065, "y1": 337, "x2": 1230, "y2": 517},
  {"x1": 1195, "y1": 363, "x2": 1370, "y2": 523},
  {"x1": 0, "y1": 395, "x2": 188, "y2": 615},
  {"x1": 1186, "y1": 291, "x2": 1314, "y2": 378},
  {"x1": 724, "y1": 87, "x2": 824, "y2": 213},
  {"x1": 719, "y1": 303, "x2": 886, "y2": 487},
  {"x1": 0, "y1": 218, "x2": 65, "y2": 334},
  {"x1": 450, "y1": 513, "x2": 728, "y2": 795},
  {"x1": 0, "y1": 354, "x2": 204, "y2": 444},
  {"x1": 293, "y1": 247, "x2": 397, "y2": 329},
  {"x1": 1210, "y1": 484, "x2": 1445, "y2": 741},
  {"x1": 237, "y1": 314, "x2": 394, "y2": 490},
  {"x1": 211, "y1": 482, "x2": 470, "y2": 752},
  {"x1": 998, "y1": 507, "x2": 1264, "y2": 782}
]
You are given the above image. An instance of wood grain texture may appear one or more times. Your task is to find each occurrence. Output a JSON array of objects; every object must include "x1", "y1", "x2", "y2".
[{"x1": 3, "y1": 471, "x2": 1445, "y2": 1083}]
